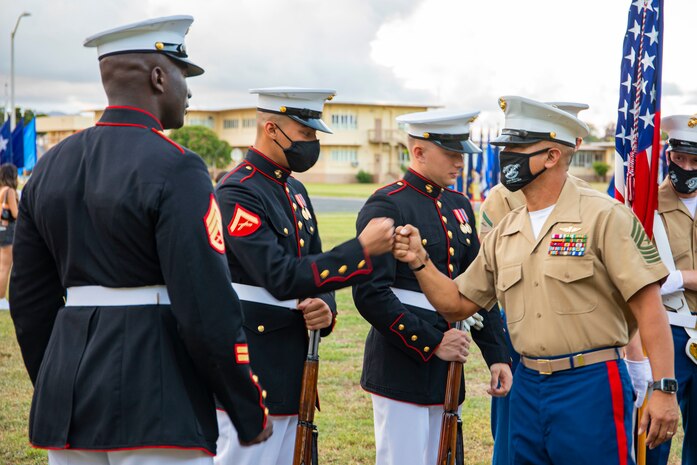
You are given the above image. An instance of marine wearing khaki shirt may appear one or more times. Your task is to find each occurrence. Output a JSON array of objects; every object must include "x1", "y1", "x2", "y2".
[
  {"x1": 393, "y1": 96, "x2": 679, "y2": 464},
  {"x1": 458, "y1": 179, "x2": 666, "y2": 357},
  {"x1": 480, "y1": 175, "x2": 590, "y2": 238}
]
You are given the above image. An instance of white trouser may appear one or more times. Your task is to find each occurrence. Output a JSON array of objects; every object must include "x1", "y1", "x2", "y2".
[
  {"x1": 372, "y1": 394, "x2": 461, "y2": 465},
  {"x1": 48, "y1": 448, "x2": 212, "y2": 465},
  {"x1": 214, "y1": 410, "x2": 296, "y2": 465}
]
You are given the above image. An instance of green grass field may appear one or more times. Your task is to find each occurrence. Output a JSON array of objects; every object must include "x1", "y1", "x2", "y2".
[{"x1": 0, "y1": 193, "x2": 685, "y2": 464}]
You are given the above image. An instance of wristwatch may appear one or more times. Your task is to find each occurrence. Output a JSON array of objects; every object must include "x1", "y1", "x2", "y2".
[{"x1": 651, "y1": 378, "x2": 678, "y2": 394}]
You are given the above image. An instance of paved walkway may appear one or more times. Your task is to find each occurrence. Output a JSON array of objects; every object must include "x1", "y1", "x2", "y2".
[{"x1": 311, "y1": 196, "x2": 365, "y2": 214}]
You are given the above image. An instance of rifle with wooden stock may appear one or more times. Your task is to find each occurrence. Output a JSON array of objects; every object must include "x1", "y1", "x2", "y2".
[
  {"x1": 436, "y1": 319, "x2": 466, "y2": 465},
  {"x1": 292, "y1": 329, "x2": 321, "y2": 465}
]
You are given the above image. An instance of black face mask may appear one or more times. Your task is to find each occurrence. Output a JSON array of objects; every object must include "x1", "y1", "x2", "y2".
[
  {"x1": 273, "y1": 125, "x2": 321, "y2": 173},
  {"x1": 499, "y1": 148, "x2": 549, "y2": 192},
  {"x1": 668, "y1": 160, "x2": 697, "y2": 194}
]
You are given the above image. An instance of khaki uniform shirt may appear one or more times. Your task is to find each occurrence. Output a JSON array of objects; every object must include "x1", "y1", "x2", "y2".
[
  {"x1": 480, "y1": 175, "x2": 591, "y2": 238},
  {"x1": 456, "y1": 178, "x2": 668, "y2": 357},
  {"x1": 657, "y1": 178, "x2": 697, "y2": 312}
]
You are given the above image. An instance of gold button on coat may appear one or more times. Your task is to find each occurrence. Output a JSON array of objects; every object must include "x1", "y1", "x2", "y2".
[
  {"x1": 424, "y1": 346, "x2": 430, "y2": 352},
  {"x1": 441, "y1": 216, "x2": 447, "y2": 223},
  {"x1": 398, "y1": 324, "x2": 405, "y2": 330},
  {"x1": 411, "y1": 335, "x2": 418, "y2": 341},
  {"x1": 283, "y1": 228, "x2": 289, "y2": 235},
  {"x1": 257, "y1": 325, "x2": 265, "y2": 333},
  {"x1": 422, "y1": 238, "x2": 428, "y2": 246},
  {"x1": 300, "y1": 239, "x2": 305, "y2": 247},
  {"x1": 449, "y1": 247, "x2": 455, "y2": 256},
  {"x1": 298, "y1": 221, "x2": 303, "y2": 229},
  {"x1": 437, "y1": 201, "x2": 442, "y2": 208},
  {"x1": 339, "y1": 265, "x2": 348, "y2": 274},
  {"x1": 448, "y1": 231, "x2": 453, "y2": 239},
  {"x1": 320, "y1": 269, "x2": 330, "y2": 279},
  {"x1": 358, "y1": 260, "x2": 366, "y2": 269},
  {"x1": 449, "y1": 264, "x2": 454, "y2": 273},
  {"x1": 252, "y1": 374, "x2": 259, "y2": 383}
]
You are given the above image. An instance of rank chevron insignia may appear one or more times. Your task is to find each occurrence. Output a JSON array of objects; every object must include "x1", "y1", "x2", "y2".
[
  {"x1": 559, "y1": 226, "x2": 581, "y2": 233},
  {"x1": 631, "y1": 217, "x2": 661, "y2": 264},
  {"x1": 227, "y1": 204, "x2": 261, "y2": 237},
  {"x1": 204, "y1": 194, "x2": 225, "y2": 254}
]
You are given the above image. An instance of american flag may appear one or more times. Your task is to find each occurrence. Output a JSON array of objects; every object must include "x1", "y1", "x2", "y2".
[{"x1": 614, "y1": 0, "x2": 664, "y2": 238}]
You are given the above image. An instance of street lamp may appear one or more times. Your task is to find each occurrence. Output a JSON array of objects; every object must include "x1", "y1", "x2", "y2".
[{"x1": 10, "y1": 12, "x2": 31, "y2": 131}]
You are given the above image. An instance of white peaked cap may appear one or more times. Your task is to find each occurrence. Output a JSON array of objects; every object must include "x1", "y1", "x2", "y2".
[
  {"x1": 493, "y1": 96, "x2": 590, "y2": 148},
  {"x1": 250, "y1": 87, "x2": 336, "y2": 134},
  {"x1": 84, "y1": 15, "x2": 204, "y2": 77},
  {"x1": 397, "y1": 109, "x2": 481, "y2": 154}
]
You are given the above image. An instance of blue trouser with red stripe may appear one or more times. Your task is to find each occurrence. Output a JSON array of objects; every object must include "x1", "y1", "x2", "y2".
[
  {"x1": 646, "y1": 325, "x2": 697, "y2": 465},
  {"x1": 491, "y1": 310, "x2": 520, "y2": 465},
  {"x1": 509, "y1": 353, "x2": 635, "y2": 465}
]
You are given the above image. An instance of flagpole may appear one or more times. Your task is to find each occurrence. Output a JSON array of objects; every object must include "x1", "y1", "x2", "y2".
[{"x1": 10, "y1": 12, "x2": 31, "y2": 163}]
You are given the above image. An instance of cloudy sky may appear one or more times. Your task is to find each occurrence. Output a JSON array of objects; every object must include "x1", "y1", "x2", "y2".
[{"x1": 1, "y1": 0, "x2": 696, "y2": 133}]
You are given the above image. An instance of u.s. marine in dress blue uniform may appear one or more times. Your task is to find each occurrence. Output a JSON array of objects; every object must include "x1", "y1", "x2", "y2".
[
  {"x1": 9, "y1": 16, "x2": 268, "y2": 465},
  {"x1": 353, "y1": 110, "x2": 511, "y2": 465},
  {"x1": 214, "y1": 88, "x2": 395, "y2": 465}
]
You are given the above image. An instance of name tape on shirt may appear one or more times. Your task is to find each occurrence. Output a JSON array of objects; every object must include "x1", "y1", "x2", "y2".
[
  {"x1": 204, "y1": 194, "x2": 225, "y2": 254},
  {"x1": 228, "y1": 204, "x2": 261, "y2": 237}
]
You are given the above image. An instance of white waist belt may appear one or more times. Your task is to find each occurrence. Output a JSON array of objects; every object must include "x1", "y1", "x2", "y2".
[
  {"x1": 232, "y1": 283, "x2": 298, "y2": 309},
  {"x1": 667, "y1": 311, "x2": 697, "y2": 329},
  {"x1": 65, "y1": 285, "x2": 170, "y2": 306},
  {"x1": 390, "y1": 287, "x2": 435, "y2": 312}
]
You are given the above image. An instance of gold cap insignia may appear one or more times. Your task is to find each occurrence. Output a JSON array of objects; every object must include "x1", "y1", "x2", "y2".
[
  {"x1": 550, "y1": 132, "x2": 557, "y2": 139},
  {"x1": 423, "y1": 132, "x2": 430, "y2": 139},
  {"x1": 688, "y1": 116, "x2": 697, "y2": 128},
  {"x1": 468, "y1": 115, "x2": 478, "y2": 123},
  {"x1": 498, "y1": 97, "x2": 507, "y2": 112},
  {"x1": 425, "y1": 184, "x2": 433, "y2": 193},
  {"x1": 155, "y1": 42, "x2": 164, "y2": 50},
  {"x1": 327, "y1": 94, "x2": 334, "y2": 101},
  {"x1": 274, "y1": 169, "x2": 282, "y2": 179},
  {"x1": 280, "y1": 106, "x2": 287, "y2": 113}
]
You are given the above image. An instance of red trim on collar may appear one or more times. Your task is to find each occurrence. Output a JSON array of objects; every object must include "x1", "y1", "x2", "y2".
[
  {"x1": 254, "y1": 167, "x2": 285, "y2": 186},
  {"x1": 403, "y1": 179, "x2": 437, "y2": 200},
  {"x1": 95, "y1": 122, "x2": 148, "y2": 129},
  {"x1": 249, "y1": 147, "x2": 291, "y2": 174},
  {"x1": 408, "y1": 168, "x2": 444, "y2": 190},
  {"x1": 105, "y1": 105, "x2": 164, "y2": 130},
  {"x1": 150, "y1": 128, "x2": 185, "y2": 154}
]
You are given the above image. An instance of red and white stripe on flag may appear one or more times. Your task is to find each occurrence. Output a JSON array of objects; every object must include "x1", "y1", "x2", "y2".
[{"x1": 613, "y1": 0, "x2": 663, "y2": 239}]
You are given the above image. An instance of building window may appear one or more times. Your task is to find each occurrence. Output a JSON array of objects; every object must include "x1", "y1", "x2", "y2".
[
  {"x1": 571, "y1": 151, "x2": 598, "y2": 168},
  {"x1": 330, "y1": 113, "x2": 358, "y2": 130},
  {"x1": 330, "y1": 148, "x2": 358, "y2": 164},
  {"x1": 187, "y1": 116, "x2": 214, "y2": 128},
  {"x1": 242, "y1": 118, "x2": 256, "y2": 128},
  {"x1": 223, "y1": 119, "x2": 239, "y2": 129}
]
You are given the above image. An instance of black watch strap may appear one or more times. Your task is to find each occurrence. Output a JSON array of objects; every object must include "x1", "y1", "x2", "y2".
[{"x1": 651, "y1": 378, "x2": 678, "y2": 393}]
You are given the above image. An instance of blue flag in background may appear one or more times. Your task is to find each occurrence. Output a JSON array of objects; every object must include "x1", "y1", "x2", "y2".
[
  {"x1": 0, "y1": 121, "x2": 10, "y2": 164},
  {"x1": 12, "y1": 119, "x2": 25, "y2": 169},
  {"x1": 23, "y1": 118, "x2": 37, "y2": 171}
]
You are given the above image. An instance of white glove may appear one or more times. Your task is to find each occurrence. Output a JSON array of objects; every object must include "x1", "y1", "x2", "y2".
[
  {"x1": 661, "y1": 270, "x2": 685, "y2": 295},
  {"x1": 625, "y1": 358, "x2": 652, "y2": 408},
  {"x1": 464, "y1": 312, "x2": 484, "y2": 332},
  {"x1": 466, "y1": 313, "x2": 484, "y2": 331}
]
